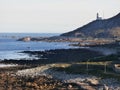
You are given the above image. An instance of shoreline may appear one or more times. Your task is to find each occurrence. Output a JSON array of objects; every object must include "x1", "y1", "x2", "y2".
[
  {"x1": 0, "y1": 48, "x2": 104, "y2": 65},
  {"x1": 0, "y1": 44, "x2": 120, "y2": 89},
  {"x1": 0, "y1": 63, "x2": 119, "y2": 90}
]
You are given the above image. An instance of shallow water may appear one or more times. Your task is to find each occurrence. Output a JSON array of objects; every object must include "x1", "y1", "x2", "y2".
[{"x1": 0, "y1": 33, "x2": 75, "y2": 60}]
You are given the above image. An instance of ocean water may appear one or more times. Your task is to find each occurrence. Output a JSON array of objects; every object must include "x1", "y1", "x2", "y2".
[{"x1": 0, "y1": 33, "x2": 75, "y2": 60}]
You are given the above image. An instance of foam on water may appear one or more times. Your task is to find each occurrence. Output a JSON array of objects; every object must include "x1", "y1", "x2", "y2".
[
  {"x1": 0, "y1": 33, "x2": 75, "y2": 60},
  {"x1": 0, "y1": 64, "x2": 18, "y2": 67}
]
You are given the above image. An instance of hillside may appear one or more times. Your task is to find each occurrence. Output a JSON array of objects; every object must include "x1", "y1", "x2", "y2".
[{"x1": 61, "y1": 13, "x2": 120, "y2": 38}]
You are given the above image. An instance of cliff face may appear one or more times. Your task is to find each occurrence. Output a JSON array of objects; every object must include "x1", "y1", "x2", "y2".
[{"x1": 61, "y1": 13, "x2": 120, "y2": 38}]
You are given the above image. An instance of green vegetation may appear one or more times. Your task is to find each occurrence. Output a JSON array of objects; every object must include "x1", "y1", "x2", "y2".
[
  {"x1": 91, "y1": 54, "x2": 119, "y2": 62},
  {"x1": 53, "y1": 61, "x2": 120, "y2": 80}
]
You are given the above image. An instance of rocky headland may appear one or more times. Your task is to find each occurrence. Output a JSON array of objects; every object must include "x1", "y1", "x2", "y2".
[{"x1": 17, "y1": 13, "x2": 120, "y2": 47}]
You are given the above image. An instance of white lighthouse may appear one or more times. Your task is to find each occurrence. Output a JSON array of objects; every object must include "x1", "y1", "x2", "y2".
[{"x1": 96, "y1": 13, "x2": 102, "y2": 20}]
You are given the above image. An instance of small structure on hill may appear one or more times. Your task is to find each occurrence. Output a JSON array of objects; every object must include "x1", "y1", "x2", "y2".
[
  {"x1": 96, "y1": 13, "x2": 102, "y2": 20},
  {"x1": 23, "y1": 37, "x2": 31, "y2": 42}
]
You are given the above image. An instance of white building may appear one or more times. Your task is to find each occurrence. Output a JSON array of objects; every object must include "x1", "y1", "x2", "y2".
[{"x1": 96, "y1": 13, "x2": 102, "y2": 20}]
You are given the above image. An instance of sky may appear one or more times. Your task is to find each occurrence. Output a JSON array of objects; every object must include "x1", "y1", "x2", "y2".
[{"x1": 0, "y1": 0, "x2": 120, "y2": 33}]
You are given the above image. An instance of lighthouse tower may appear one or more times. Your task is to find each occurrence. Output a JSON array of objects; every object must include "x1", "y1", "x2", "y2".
[{"x1": 96, "y1": 13, "x2": 102, "y2": 20}]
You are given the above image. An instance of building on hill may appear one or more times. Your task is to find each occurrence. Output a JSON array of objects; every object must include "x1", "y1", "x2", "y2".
[
  {"x1": 23, "y1": 37, "x2": 31, "y2": 42},
  {"x1": 96, "y1": 13, "x2": 102, "y2": 20}
]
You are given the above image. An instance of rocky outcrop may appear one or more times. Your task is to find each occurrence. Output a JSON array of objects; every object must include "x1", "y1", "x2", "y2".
[{"x1": 18, "y1": 37, "x2": 31, "y2": 42}]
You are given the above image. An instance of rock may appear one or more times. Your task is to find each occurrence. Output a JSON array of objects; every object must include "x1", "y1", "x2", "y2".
[
  {"x1": 103, "y1": 84, "x2": 109, "y2": 90},
  {"x1": 68, "y1": 84, "x2": 72, "y2": 88},
  {"x1": 76, "y1": 82, "x2": 96, "y2": 90},
  {"x1": 15, "y1": 64, "x2": 120, "y2": 90},
  {"x1": 86, "y1": 79, "x2": 99, "y2": 86},
  {"x1": 18, "y1": 37, "x2": 31, "y2": 42}
]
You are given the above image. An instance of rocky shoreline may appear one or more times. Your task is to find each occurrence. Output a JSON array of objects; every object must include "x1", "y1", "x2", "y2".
[
  {"x1": 0, "y1": 63, "x2": 120, "y2": 90},
  {"x1": 16, "y1": 64, "x2": 120, "y2": 90},
  {"x1": 0, "y1": 43, "x2": 120, "y2": 90},
  {"x1": 18, "y1": 36, "x2": 116, "y2": 47},
  {"x1": 0, "y1": 66, "x2": 63, "y2": 90},
  {"x1": 0, "y1": 48, "x2": 104, "y2": 65}
]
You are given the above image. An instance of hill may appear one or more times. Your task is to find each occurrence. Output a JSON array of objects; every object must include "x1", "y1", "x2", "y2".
[{"x1": 61, "y1": 13, "x2": 120, "y2": 38}]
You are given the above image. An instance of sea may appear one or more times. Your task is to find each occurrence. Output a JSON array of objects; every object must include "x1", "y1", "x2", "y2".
[{"x1": 0, "y1": 33, "x2": 76, "y2": 60}]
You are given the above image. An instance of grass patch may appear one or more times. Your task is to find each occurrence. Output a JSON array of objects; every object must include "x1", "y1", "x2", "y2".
[{"x1": 53, "y1": 62, "x2": 120, "y2": 80}]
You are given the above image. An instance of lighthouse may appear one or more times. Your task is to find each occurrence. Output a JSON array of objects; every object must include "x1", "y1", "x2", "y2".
[{"x1": 96, "y1": 13, "x2": 102, "y2": 20}]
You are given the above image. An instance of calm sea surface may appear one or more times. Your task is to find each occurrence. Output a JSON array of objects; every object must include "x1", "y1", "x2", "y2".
[{"x1": 0, "y1": 33, "x2": 76, "y2": 60}]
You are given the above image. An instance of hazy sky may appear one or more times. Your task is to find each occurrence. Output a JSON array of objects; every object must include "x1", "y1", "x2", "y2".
[{"x1": 0, "y1": 0, "x2": 120, "y2": 33}]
